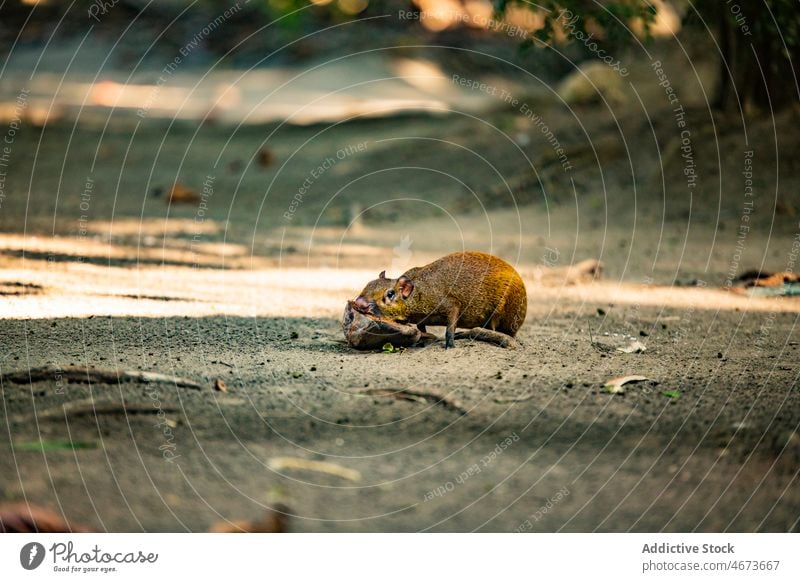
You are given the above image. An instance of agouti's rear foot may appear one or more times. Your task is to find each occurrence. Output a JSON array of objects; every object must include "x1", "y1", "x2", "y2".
[{"x1": 445, "y1": 328, "x2": 455, "y2": 349}]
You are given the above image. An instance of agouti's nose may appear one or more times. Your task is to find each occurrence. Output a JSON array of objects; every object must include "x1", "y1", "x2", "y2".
[{"x1": 353, "y1": 296, "x2": 371, "y2": 314}]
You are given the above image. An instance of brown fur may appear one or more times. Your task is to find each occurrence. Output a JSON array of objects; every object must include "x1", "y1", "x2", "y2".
[{"x1": 354, "y1": 251, "x2": 527, "y2": 348}]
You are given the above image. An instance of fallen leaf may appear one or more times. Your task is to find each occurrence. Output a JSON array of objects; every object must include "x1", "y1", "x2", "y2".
[
  {"x1": 663, "y1": 390, "x2": 681, "y2": 399},
  {"x1": 735, "y1": 270, "x2": 800, "y2": 287},
  {"x1": 618, "y1": 340, "x2": 647, "y2": 354},
  {"x1": 0, "y1": 503, "x2": 91, "y2": 533},
  {"x1": 167, "y1": 183, "x2": 200, "y2": 204},
  {"x1": 382, "y1": 343, "x2": 397, "y2": 353},
  {"x1": 214, "y1": 378, "x2": 227, "y2": 392},
  {"x1": 603, "y1": 375, "x2": 650, "y2": 394},
  {"x1": 257, "y1": 147, "x2": 275, "y2": 168}
]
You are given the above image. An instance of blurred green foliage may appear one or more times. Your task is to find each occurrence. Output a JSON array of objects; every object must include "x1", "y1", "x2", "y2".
[
  {"x1": 496, "y1": 0, "x2": 656, "y2": 49},
  {"x1": 497, "y1": 0, "x2": 798, "y2": 111}
]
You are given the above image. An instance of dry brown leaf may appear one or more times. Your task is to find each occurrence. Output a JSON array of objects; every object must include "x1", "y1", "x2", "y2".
[
  {"x1": 257, "y1": 147, "x2": 275, "y2": 168},
  {"x1": 168, "y1": 183, "x2": 201, "y2": 204},
  {"x1": 0, "y1": 503, "x2": 91, "y2": 533}
]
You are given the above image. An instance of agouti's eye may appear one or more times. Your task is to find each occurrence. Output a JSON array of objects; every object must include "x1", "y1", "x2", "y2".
[{"x1": 386, "y1": 289, "x2": 395, "y2": 301}]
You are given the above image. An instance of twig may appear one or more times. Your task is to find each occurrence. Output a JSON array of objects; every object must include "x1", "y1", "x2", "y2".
[
  {"x1": 591, "y1": 341, "x2": 617, "y2": 354},
  {"x1": 268, "y1": 457, "x2": 361, "y2": 482},
  {"x1": 1, "y1": 365, "x2": 204, "y2": 390},
  {"x1": 362, "y1": 387, "x2": 467, "y2": 415},
  {"x1": 453, "y1": 328, "x2": 517, "y2": 348},
  {"x1": 494, "y1": 394, "x2": 536, "y2": 404},
  {"x1": 10, "y1": 398, "x2": 181, "y2": 423}
]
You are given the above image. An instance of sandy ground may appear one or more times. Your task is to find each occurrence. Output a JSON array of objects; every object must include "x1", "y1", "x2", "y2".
[
  {"x1": 1, "y1": 49, "x2": 799, "y2": 531},
  {"x1": 0, "y1": 291, "x2": 798, "y2": 532},
  {"x1": 1, "y1": 216, "x2": 798, "y2": 532}
]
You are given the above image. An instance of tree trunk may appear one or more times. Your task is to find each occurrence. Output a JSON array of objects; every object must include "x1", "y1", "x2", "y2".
[
  {"x1": 714, "y1": 7, "x2": 735, "y2": 111},
  {"x1": 713, "y1": 7, "x2": 798, "y2": 114}
]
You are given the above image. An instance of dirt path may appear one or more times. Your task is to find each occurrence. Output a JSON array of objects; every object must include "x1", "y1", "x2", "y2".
[
  {"x1": 1, "y1": 57, "x2": 798, "y2": 531},
  {"x1": 1, "y1": 298, "x2": 797, "y2": 532},
  {"x1": 1, "y1": 228, "x2": 798, "y2": 531}
]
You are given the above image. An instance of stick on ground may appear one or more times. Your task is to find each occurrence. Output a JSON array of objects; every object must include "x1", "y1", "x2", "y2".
[
  {"x1": 453, "y1": 328, "x2": 518, "y2": 348},
  {"x1": 362, "y1": 387, "x2": 468, "y2": 415},
  {"x1": 1, "y1": 365, "x2": 204, "y2": 390}
]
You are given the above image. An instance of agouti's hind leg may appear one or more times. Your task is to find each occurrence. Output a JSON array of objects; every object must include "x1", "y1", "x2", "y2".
[{"x1": 454, "y1": 328, "x2": 518, "y2": 348}]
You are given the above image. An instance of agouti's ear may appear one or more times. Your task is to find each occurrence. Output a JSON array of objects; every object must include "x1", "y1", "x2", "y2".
[
  {"x1": 378, "y1": 270, "x2": 386, "y2": 279},
  {"x1": 397, "y1": 276, "x2": 414, "y2": 299}
]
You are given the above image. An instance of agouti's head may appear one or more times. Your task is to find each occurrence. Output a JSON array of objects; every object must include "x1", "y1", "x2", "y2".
[{"x1": 354, "y1": 270, "x2": 414, "y2": 321}]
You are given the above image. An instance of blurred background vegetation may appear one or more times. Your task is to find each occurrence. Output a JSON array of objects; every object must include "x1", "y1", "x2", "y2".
[{"x1": 2, "y1": 1, "x2": 797, "y2": 113}]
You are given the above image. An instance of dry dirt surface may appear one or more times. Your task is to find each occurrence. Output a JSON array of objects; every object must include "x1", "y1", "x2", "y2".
[
  {"x1": 1, "y1": 50, "x2": 799, "y2": 531},
  {"x1": 0, "y1": 229, "x2": 798, "y2": 532}
]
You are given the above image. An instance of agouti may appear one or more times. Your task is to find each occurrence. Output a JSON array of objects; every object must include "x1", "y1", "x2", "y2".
[{"x1": 353, "y1": 251, "x2": 527, "y2": 348}]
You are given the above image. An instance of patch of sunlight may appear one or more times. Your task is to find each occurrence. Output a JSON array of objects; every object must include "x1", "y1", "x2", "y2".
[{"x1": 0, "y1": 263, "x2": 797, "y2": 322}]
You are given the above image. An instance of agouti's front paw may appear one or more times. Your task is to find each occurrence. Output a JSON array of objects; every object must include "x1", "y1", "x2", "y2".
[{"x1": 445, "y1": 329, "x2": 455, "y2": 349}]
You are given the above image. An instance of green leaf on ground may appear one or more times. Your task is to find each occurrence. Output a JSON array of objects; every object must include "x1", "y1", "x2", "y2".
[{"x1": 663, "y1": 390, "x2": 681, "y2": 399}]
